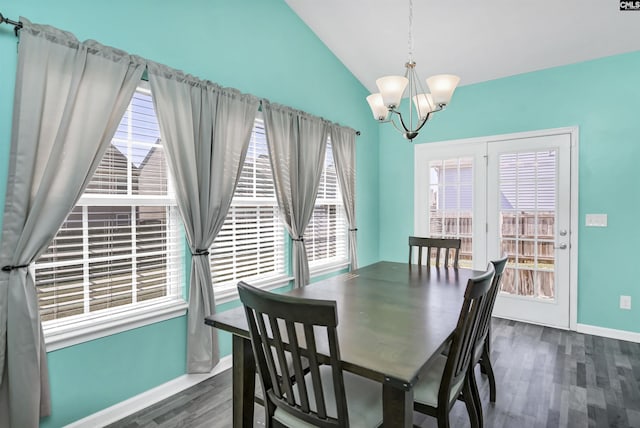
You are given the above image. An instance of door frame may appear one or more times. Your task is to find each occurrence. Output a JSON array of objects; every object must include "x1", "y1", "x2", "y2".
[{"x1": 414, "y1": 126, "x2": 579, "y2": 330}]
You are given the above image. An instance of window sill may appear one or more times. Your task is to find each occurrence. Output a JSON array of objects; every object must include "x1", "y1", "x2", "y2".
[
  {"x1": 213, "y1": 260, "x2": 350, "y2": 306},
  {"x1": 214, "y1": 274, "x2": 293, "y2": 305},
  {"x1": 44, "y1": 298, "x2": 188, "y2": 352},
  {"x1": 309, "y1": 259, "x2": 351, "y2": 279}
]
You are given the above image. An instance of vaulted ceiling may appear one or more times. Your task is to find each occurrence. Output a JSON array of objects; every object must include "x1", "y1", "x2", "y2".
[{"x1": 285, "y1": 0, "x2": 640, "y2": 92}]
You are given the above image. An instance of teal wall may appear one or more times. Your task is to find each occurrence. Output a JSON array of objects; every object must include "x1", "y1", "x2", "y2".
[
  {"x1": 3, "y1": 0, "x2": 639, "y2": 426},
  {"x1": 46, "y1": 317, "x2": 188, "y2": 426},
  {"x1": 0, "y1": 1, "x2": 380, "y2": 426},
  {"x1": 379, "y1": 51, "x2": 640, "y2": 335}
]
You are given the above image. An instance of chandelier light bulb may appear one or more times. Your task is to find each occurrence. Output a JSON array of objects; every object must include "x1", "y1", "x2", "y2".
[
  {"x1": 366, "y1": 93, "x2": 389, "y2": 121},
  {"x1": 412, "y1": 93, "x2": 434, "y2": 120},
  {"x1": 376, "y1": 75, "x2": 408, "y2": 109},
  {"x1": 426, "y1": 74, "x2": 461, "y2": 107}
]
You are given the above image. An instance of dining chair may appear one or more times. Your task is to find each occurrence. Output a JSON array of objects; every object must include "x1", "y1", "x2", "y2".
[
  {"x1": 412, "y1": 265, "x2": 495, "y2": 428},
  {"x1": 409, "y1": 236, "x2": 462, "y2": 268},
  {"x1": 237, "y1": 281, "x2": 383, "y2": 428},
  {"x1": 471, "y1": 255, "x2": 508, "y2": 407}
]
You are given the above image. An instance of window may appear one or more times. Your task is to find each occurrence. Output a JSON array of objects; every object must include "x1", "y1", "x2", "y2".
[
  {"x1": 498, "y1": 150, "x2": 557, "y2": 298},
  {"x1": 306, "y1": 139, "x2": 348, "y2": 269},
  {"x1": 34, "y1": 86, "x2": 184, "y2": 327},
  {"x1": 209, "y1": 118, "x2": 287, "y2": 297},
  {"x1": 428, "y1": 157, "x2": 474, "y2": 268}
]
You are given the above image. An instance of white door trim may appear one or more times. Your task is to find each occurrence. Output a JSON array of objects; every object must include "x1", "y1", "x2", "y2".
[{"x1": 414, "y1": 126, "x2": 579, "y2": 331}]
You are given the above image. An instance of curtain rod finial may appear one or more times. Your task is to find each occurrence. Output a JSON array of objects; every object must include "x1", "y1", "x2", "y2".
[{"x1": 0, "y1": 12, "x2": 23, "y2": 36}]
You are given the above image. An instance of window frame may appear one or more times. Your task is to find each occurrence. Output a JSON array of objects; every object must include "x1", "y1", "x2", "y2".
[
  {"x1": 306, "y1": 138, "x2": 350, "y2": 275},
  {"x1": 208, "y1": 115, "x2": 290, "y2": 303},
  {"x1": 36, "y1": 84, "x2": 187, "y2": 351}
]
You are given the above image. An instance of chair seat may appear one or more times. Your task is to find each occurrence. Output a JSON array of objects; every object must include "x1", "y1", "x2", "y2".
[
  {"x1": 414, "y1": 355, "x2": 464, "y2": 408},
  {"x1": 274, "y1": 365, "x2": 383, "y2": 428}
]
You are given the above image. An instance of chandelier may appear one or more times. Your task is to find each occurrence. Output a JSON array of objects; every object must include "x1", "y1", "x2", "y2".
[{"x1": 366, "y1": 0, "x2": 460, "y2": 141}]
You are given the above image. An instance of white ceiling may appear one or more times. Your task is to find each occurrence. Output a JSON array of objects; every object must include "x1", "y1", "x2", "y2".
[{"x1": 285, "y1": 0, "x2": 640, "y2": 93}]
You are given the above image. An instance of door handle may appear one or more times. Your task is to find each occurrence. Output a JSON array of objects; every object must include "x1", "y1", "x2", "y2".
[{"x1": 554, "y1": 243, "x2": 567, "y2": 250}]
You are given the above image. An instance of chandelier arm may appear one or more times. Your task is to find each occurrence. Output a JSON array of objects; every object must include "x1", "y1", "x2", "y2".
[
  {"x1": 406, "y1": 62, "x2": 417, "y2": 131},
  {"x1": 389, "y1": 112, "x2": 410, "y2": 134},
  {"x1": 389, "y1": 110, "x2": 410, "y2": 133},
  {"x1": 392, "y1": 109, "x2": 430, "y2": 135},
  {"x1": 408, "y1": 74, "x2": 414, "y2": 132},
  {"x1": 387, "y1": 110, "x2": 406, "y2": 134},
  {"x1": 411, "y1": 111, "x2": 432, "y2": 135}
]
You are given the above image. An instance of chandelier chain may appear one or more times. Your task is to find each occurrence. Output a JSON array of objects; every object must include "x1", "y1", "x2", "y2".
[{"x1": 408, "y1": 0, "x2": 413, "y2": 61}]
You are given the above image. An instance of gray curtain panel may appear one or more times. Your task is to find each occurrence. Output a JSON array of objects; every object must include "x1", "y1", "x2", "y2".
[
  {"x1": 329, "y1": 125, "x2": 358, "y2": 270},
  {"x1": 262, "y1": 101, "x2": 329, "y2": 288},
  {"x1": 147, "y1": 63, "x2": 259, "y2": 373},
  {"x1": 0, "y1": 19, "x2": 145, "y2": 427}
]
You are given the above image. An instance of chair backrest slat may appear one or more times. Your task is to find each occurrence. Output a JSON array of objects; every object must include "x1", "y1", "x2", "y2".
[
  {"x1": 238, "y1": 281, "x2": 347, "y2": 427},
  {"x1": 304, "y1": 323, "x2": 328, "y2": 419},
  {"x1": 253, "y1": 310, "x2": 282, "y2": 398},
  {"x1": 409, "y1": 236, "x2": 462, "y2": 268},
  {"x1": 327, "y1": 327, "x2": 348, "y2": 422},
  {"x1": 285, "y1": 320, "x2": 310, "y2": 412},
  {"x1": 268, "y1": 314, "x2": 296, "y2": 405}
]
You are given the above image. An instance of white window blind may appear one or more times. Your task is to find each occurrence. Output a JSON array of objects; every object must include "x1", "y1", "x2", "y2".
[
  {"x1": 209, "y1": 118, "x2": 286, "y2": 295},
  {"x1": 34, "y1": 87, "x2": 184, "y2": 323},
  {"x1": 498, "y1": 150, "x2": 557, "y2": 298},
  {"x1": 307, "y1": 139, "x2": 348, "y2": 268}
]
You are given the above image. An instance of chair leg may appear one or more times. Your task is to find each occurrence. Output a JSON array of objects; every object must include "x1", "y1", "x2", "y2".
[
  {"x1": 468, "y1": 367, "x2": 483, "y2": 428},
  {"x1": 462, "y1": 374, "x2": 480, "y2": 428},
  {"x1": 480, "y1": 325, "x2": 492, "y2": 374},
  {"x1": 436, "y1": 412, "x2": 450, "y2": 428},
  {"x1": 480, "y1": 346, "x2": 497, "y2": 403}
]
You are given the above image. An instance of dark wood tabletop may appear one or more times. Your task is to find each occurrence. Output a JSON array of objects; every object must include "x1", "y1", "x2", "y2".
[{"x1": 205, "y1": 261, "x2": 484, "y2": 427}]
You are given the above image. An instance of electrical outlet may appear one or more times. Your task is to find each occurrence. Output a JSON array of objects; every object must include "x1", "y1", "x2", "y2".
[{"x1": 620, "y1": 295, "x2": 631, "y2": 310}]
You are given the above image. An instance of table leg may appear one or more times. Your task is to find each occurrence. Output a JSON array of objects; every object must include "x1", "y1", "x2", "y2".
[
  {"x1": 382, "y1": 383, "x2": 413, "y2": 427},
  {"x1": 232, "y1": 335, "x2": 255, "y2": 428}
]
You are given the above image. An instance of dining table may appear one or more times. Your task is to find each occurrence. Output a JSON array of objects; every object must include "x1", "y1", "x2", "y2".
[{"x1": 204, "y1": 261, "x2": 484, "y2": 427}]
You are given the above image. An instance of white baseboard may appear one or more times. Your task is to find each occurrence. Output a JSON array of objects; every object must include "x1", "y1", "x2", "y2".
[
  {"x1": 576, "y1": 323, "x2": 640, "y2": 343},
  {"x1": 492, "y1": 314, "x2": 571, "y2": 331},
  {"x1": 65, "y1": 355, "x2": 233, "y2": 428}
]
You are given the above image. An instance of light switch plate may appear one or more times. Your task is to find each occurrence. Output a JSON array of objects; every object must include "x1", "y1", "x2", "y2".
[{"x1": 586, "y1": 214, "x2": 608, "y2": 227}]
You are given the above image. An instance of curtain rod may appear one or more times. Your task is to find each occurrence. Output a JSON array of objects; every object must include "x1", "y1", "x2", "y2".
[
  {"x1": 0, "y1": 13, "x2": 362, "y2": 136},
  {"x1": 0, "y1": 12, "x2": 22, "y2": 36},
  {"x1": 257, "y1": 100, "x2": 360, "y2": 136}
]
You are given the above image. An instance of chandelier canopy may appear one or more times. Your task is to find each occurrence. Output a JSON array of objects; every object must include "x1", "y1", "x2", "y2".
[{"x1": 366, "y1": 0, "x2": 460, "y2": 141}]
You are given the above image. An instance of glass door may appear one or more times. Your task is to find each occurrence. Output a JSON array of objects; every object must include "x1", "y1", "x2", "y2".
[
  {"x1": 487, "y1": 134, "x2": 571, "y2": 328},
  {"x1": 414, "y1": 143, "x2": 487, "y2": 270},
  {"x1": 415, "y1": 131, "x2": 574, "y2": 329}
]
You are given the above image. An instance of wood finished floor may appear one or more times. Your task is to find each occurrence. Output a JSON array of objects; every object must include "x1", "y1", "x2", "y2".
[{"x1": 108, "y1": 318, "x2": 640, "y2": 428}]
